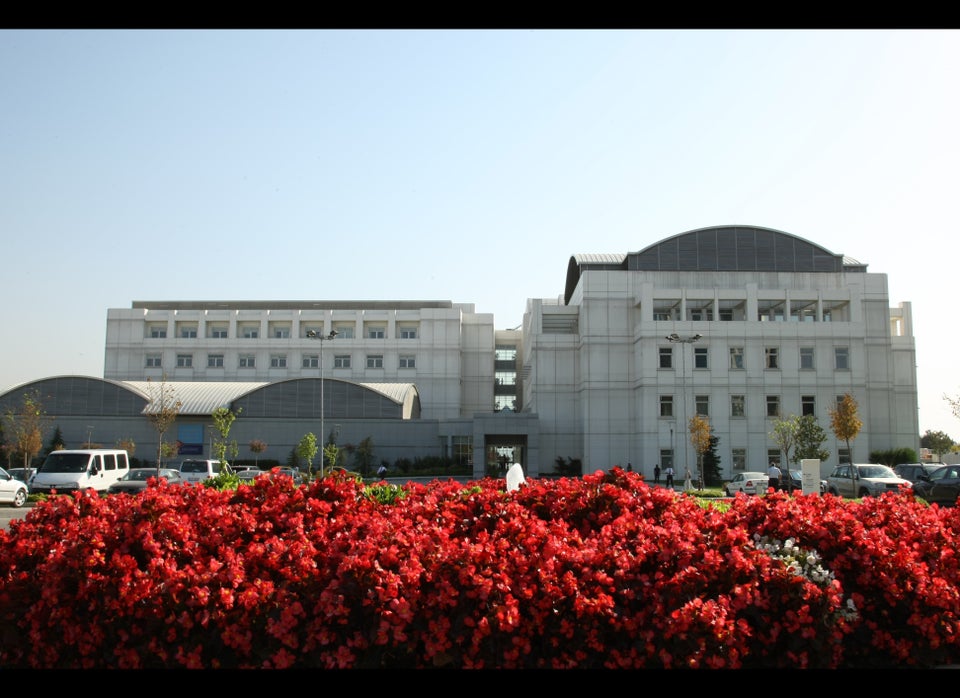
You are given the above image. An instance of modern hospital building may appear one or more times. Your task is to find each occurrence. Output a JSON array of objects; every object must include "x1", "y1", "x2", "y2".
[{"x1": 0, "y1": 225, "x2": 919, "y2": 482}]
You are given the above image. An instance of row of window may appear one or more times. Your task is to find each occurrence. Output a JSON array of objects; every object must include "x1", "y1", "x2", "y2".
[
  {"x1": 660, "y1": 345, "x2": 849, "y2": 371},
  {"x1": 659, "y1": 393, "x2": 845, "y2": 419},
  {"x1": 148, "y1": 354, "x2": 417, "y2": 369},
  {"x1": 146, "y1": 325, "x2": 418, "y2": 340}
]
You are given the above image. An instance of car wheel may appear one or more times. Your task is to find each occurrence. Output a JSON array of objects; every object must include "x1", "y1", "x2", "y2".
[
  {"x1": 12, "y1": 489, "x2": 27, "y2": 508},
  {"x1": 858, "y1": 488, "x2": 871, "y2": 498}
]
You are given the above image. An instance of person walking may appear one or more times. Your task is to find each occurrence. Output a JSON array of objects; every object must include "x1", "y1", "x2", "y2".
[
  {"x1": 654, "y1": 463, "x2": 661, "y2": 484},
  {"x1": 664, "y1": 466, "x2": 674, "y2": 489},
  {"x1": 683, "y1": 467, "x2": 693, "y2": 491},
  {"x1": 767, "y1": 461, "x2": 782, "y2": 491}
]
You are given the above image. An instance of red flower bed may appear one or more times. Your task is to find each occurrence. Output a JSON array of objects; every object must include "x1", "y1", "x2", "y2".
[{"x1": 1, "y1": 468, "x2": 958, "y2": 669}]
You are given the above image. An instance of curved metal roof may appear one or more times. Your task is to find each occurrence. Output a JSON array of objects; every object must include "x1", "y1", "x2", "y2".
[
  {"x1": 124, "y1": 381, "x2": 268, "y2": 415},
  {"x1": 565, "y1": 225, "x2": 855, "y2": 305}
]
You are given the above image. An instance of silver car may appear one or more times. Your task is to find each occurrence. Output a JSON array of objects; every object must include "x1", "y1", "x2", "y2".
[
  {"x1": 825, "y1": 463, "x2": 912, "y2": 498},
  {"x1": 0, "y1": 467, "x2": 29, "y2": 508}
]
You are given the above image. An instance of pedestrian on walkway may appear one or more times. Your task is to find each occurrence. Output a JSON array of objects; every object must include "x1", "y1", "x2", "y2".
[
  {"x1": 664, "y1": 466, "x2": 674, "y2": 489},
  {"x1": 654, "y1": 463, "x2": 661, "y2": 484},
  {"x1": 683, "y1": 467, "x2": 693, "y2": 491}
]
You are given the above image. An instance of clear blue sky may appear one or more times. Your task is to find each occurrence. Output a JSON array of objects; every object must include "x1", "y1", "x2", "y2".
[{"x1": 2, "y1": 29, "x2": 958, "y2": 438}]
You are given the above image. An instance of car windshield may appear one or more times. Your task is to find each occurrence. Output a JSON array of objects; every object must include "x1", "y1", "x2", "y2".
[
  {"x1": 858, "y1": 465, "x2": 897, "y2": 478},
  {"x1": 125, "y1": 469, "x2": 157, "y2": 481},
  {"x1": 37, "y1": 453, "x2": 89, "y2": 473},
  {"x1": 180, "y1": 462, "x2": 206, "y2": 473}
]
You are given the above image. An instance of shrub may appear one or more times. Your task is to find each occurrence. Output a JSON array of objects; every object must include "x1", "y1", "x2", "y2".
[{"x1": 1, "y1": 468, "x2": 958, "y2": 669}]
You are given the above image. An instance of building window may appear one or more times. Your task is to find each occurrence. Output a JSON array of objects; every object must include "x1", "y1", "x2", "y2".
[
  {"x1": 660, "y1": 395, "x2": 674, "y2": 418},
  {"x1": 210, "y1": 327, "x2": 228, "y2": 339},
  {"x1": 303, "y1": 354, "x2": 319, "y2": 368},
  {"x1": 732, "y1": 448, "x2": 746, "y2": 471},
  {"x1": 366, "y1": 354, "x2": 384, "y2": 369},
  {"x1": 207, "y1": 354, "x2": 224, "y2": 368},
  {"x1": 800, "y1": 347, "x2": 815, "y2": 370},
  {"x1": 239, "y1": 354, "x2": 256, "y2": 368},
  {"x1": 694, "y1": 347, "x2": 708, "y2": 369},
  {"x1": 768, "y1": 450, "x2": 782, "y2": 468},
  {"x1": 333, "y1": 325, "x2": 354, "y2": 339},
  {"x1": 399, "y1": 355, "x2": 416, "y2": 369},
  {"x1": 272, "y1": 327, "x2": 290, "y2": 339},
  {"x1": 176, "y1": 354, "x2": 192, "y2": 368},
  {"x1": 240, "y1": 325, "x2": 259, "y2": 339},
  {"x1": 766, "y1": 395, "x2": 780, "y2": 418},
  {"x1": 145, "y1": 354, "x2": 162, "y2": 368},
  {"x1": 270, "y1": 354, "x2": 287, "y2": 368},
  {"x1": 731, "y1": 394, "x2": 745, "y2": 417},
  {"x1": 835, "y1": 347, "x2": 849, "y2": 370},
  {"x1": 802, "y1": 395, "x2": 816, "y2": 416},
  {"x1": 399, "y1": 326, "x2": 418, "y2": 339},
  {"x1": 765, "y1": 347, "x2": 779, "y2": 369},
  {"x1": 178, "y1": 325, "x2": 197, "y2": 338},
  {"x1": 367, "y1": 327, "x2": 385, "y2": 339},
  {"x1": 659, "y1": 347, "x2": 673, "y2": 369},
  {"x1": 695, "y1": 395, "x2": 709, "y2": 416},
  {"x1": 147, "y1": 325, "x2": 167, "y2": 339},
  {"x1": 452, "y1": 435, "x2": 472, "y2": 466},
  {"x1": 729, "y1": 347, "x2": 744, "y2": 370},
  {"x1": 334, "y1": 355, "x2": 351, "y2": 368},
  {"x1": 838, "y1": 447, "x2": 850, "y2": 464},
  {"x1": 660, "y1": 450, "x2": 674, "y2": 472}
]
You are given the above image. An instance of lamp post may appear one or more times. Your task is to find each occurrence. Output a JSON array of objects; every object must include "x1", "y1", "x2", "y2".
[
  {"x1": 307, "y1": 329, "x2": 338, "y2": 478},
  {"x1": 665, "y1": 333, "x2": 702, "y2": 488}
]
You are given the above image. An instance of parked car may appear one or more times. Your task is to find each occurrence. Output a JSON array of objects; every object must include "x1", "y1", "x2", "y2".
[
  {"x1": 912, "y1": 464, "x2": 960, "y2": 507},
  {"x1": 724, "y1": 471, "x2": 770, "y2": 496},
  {"x1": 780, "y1": 468, "x2": 828, "y2": 494},
  {"x1": 232, "y1": 465, "x2": 260, "y2": 473},
  {"x1": 178, "y1": 459, "x2": 232, "y2": 484},
  {"x1": 108, "y1": 468, "x2": 185, "y2": 495},
  {"x1": 825, "y1": 463, "x2": 912, "y2": 498},
  {"x1": 893, "y1": 463, "x2": 943, "y2": 484},
  {"x1": 0, "y1": 467, "x2": 29, "y2": 508},
  {"x1": 6, "y1": 468, "x2": 30, "y2": 483},
  {"x1": 236, "y1": 469, "x2": 264, "y2": 482}
]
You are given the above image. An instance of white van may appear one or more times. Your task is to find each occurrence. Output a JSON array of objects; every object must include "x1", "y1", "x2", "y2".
[
  {"x1": 178, "y1": 459, "x2": 231, "y2": 484},
  {"x1": 28, "y1": 449, "x2": 130, "y2": 495}
]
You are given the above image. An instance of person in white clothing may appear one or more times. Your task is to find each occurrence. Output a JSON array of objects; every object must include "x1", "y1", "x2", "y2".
[{"x1": 767, "y1": 462, "x2": 782, "y2": 491}]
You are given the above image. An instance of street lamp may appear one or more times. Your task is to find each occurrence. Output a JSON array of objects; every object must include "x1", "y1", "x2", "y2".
[
  {"x1": 665, "y1": 333, "x2": 702, "y2": 487},
  {"x1": 307, "y1": 329, "x2": 338, "y2": 478}
]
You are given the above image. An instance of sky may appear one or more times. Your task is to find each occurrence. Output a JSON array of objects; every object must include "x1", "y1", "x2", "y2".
[{"x1": 2, "y1": 29, "x2": 959, "y2": 438}]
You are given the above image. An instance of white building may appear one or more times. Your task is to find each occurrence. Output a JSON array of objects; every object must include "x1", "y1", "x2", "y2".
[{"x1": 1, "y1": 225, "x2": 918, "y2": 482}]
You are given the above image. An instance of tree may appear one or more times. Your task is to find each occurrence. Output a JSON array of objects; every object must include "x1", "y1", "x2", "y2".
[
  {"x1": 211, "y1": 406, "x2": 242, "y2": 467},
  {"x1": 352, "y1": 437, "x2": 376, "y2": 476},
  {"x1": 3, "y1": 390, "x2": 50, "y2": 478},
  {"x1": 794, "y1": 415, "x2": 830, "y2": 464},
  {"x1": 297, "y1": 432, "x2": 319, "y2": 479},
  {"x1": 144, "y1": 376, "x2": 182, "y2": 472},
  {"x1": 701, "y1": 432, "x2": 722, "y2": 487},
  {"x1": 688, "y1": 414, "x2": 711, "y2": 491},
  {"x1": 829, "y1": 393, "x2": 862, "y2": 464},
  {"x1": 249, "y1": 439, "x2": 267, "y2": 467},
  {"x1": 921, "y1": 430, "x2": 955, "y2": 461},
  {"x1": 770, "y1": 415, "x2": 801, "y2": 467},
  {"x1": 116, "y1": 438, "x2": 136, "y2": 462},
  {"x1": 45, "y1": 426, "x2": 65, "y2": 454}
]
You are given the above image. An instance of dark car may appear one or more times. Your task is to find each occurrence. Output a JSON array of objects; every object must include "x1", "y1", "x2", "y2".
[
  {"x1": 912, "y1": 464, "x2": 960, "y2": 507},
  {"x1": 894, "y1": 463, "x2": 943, "y2": 484},
  {"x1": 107, "y1": 468, "x2": 185, "y2": 495}
]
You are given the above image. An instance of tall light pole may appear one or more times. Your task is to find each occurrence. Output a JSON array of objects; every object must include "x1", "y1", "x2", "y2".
[
  {"x1": 665, "y1": 333, "x2": 702, "y2": 487},
  {"x1": 307, "y1": 329, "x2": 338, "y2": 478}
]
